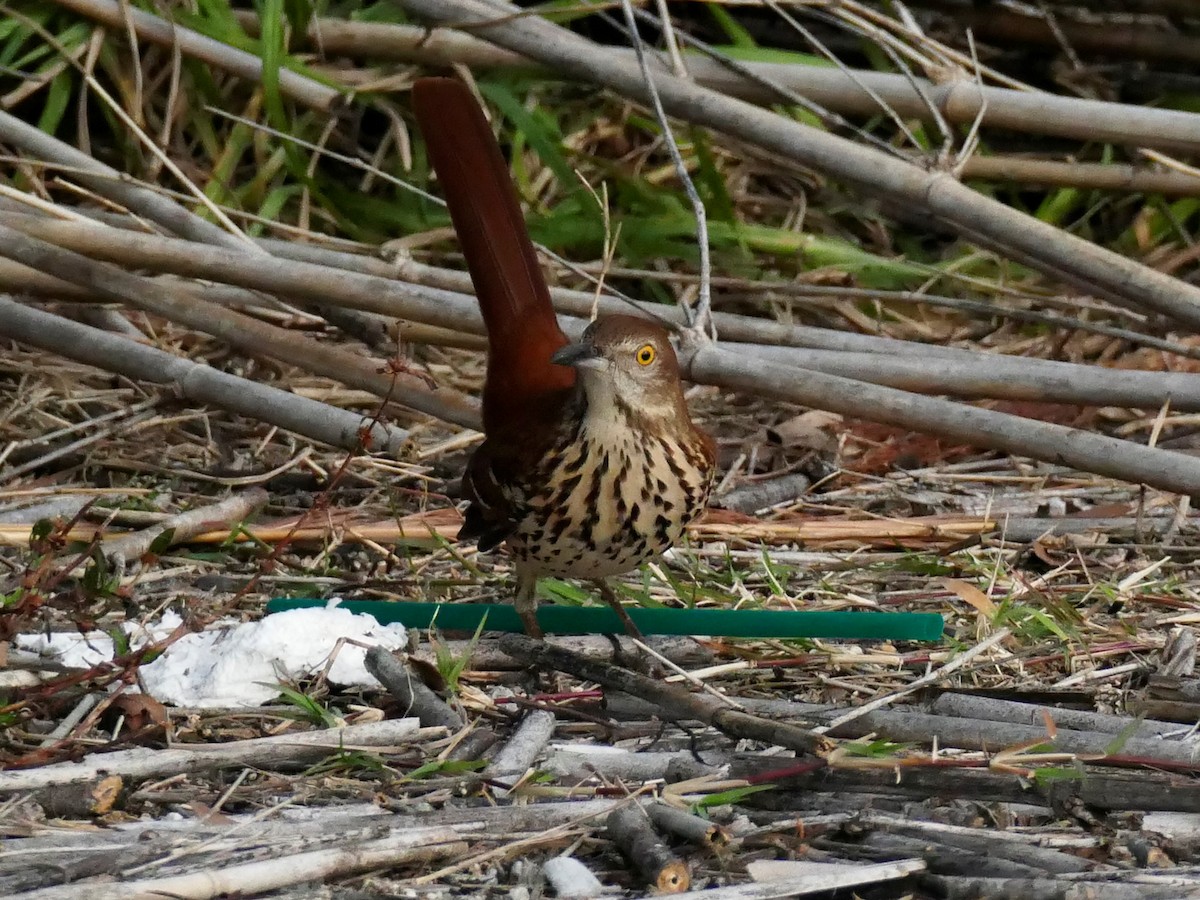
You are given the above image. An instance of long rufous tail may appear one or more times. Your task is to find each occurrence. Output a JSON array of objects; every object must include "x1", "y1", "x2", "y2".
[{"x1": 411, "y1": 78, "x2": 573, "y2": 433}]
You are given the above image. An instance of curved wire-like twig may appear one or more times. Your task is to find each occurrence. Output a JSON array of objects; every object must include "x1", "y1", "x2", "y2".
[{"x1": 616, "y1": 0, "x2": 713, "y2": 340}]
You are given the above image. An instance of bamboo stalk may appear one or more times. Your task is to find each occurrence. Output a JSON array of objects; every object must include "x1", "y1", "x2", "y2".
[
  {"x1": 689, "y1": 344, "x2": 1200, "y2": 496},
  {"x1": 364, "y1": 646, "x2": 464, "y2": 732},
  {"x1": 393, "y1": 0, "x2": 1200, "y2": 332},
  {"x1": 0, "y1": 513, "x2": 996, "y2": 549},
  {"x1": 22, "y1": 203, "x2": 1200, "y2": 413},
  {"x1": 51, "y1": 0, "x2": 342, "y2": 112},
  {"x1": 14, "y1": 209, "x2": 1200, "y2": 410},
  {"x1": 386, "y1": 257, "x2": 1028, "y2": 361},
  {"x1": 0, "y1": 211, "x2": 486, "y2": 338},
  {"x1": 0, "y1": 206, "x2": 1044, "y2": 361},
  {"x1": 11, "y1": 213, "x2": 1200, "y2": 487},
  {"x1": 939, "y1": 2, "x2": 1200, "y2": 66},
  {"x1": 961, "y1": 156, "x2": 1200, "y2": 197},
  {"x1": 0, "y1": 210, "x2": 1137, "y2": 367},
  {"x1": 12, "y1": 207, "x2": 1200, "y2": 487},
  {"x1": 0, "y1": 111, "x2": 242, "y2": 248},
  {"x1": 0, "y1": 224, "x2": 480, "y2": 429},
  {"x1": 263, "y1": 245, "x2": 1195, "y2": 361},
  {"x1": 745, "y1": 344, "x2": 1200, "y2": 412},
  {"x1": 238, "y1": 16, "x2": 1200, "y2": 152},
  {"x1": 0, "y1": 298, "x2": 411, "y2": 454}
]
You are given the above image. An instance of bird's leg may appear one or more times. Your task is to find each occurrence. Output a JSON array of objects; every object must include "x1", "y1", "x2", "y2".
[
  {"x1": 514, "y1": 568, "x2": 543, "y2": 638},
  {"x1": 593, "y1": 579, "x2": 645, "y2": 640}
]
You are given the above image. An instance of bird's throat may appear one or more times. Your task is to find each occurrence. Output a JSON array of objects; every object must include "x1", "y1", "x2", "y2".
[{"x1": 574, "y1": 371, "x2": 681, "y2": 439}]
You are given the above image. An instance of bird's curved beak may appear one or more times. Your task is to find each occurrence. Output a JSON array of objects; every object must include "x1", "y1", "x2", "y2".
[{"x1": 551, "y1": 342, "x2": 605, "y2": 370}]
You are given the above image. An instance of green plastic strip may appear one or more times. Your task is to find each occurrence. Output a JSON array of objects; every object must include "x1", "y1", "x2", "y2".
[{"x1": 267, "y1": 598, "x2": 944, "y2": 641}]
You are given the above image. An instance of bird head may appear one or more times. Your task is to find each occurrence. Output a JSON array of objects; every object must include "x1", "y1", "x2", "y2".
[{"x1": 551, "y1": 315, "x2": 687, "y2": 422}]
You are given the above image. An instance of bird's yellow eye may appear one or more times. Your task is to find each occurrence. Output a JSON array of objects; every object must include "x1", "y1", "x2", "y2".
[{"x1": 635, "y1": 344, "x2": 656, "y2": 366}]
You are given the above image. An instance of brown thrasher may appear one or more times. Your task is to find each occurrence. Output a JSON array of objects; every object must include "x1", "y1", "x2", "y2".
[{"x1": 412, "y1": 77, "x2": 716, "y2": 637}]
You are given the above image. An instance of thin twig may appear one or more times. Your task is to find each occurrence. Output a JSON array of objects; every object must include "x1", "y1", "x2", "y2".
[
  {"x1": 616, "y1": 0, "x2": 712, "y2": 339},
  {"x1": 817, "y1": 629, "x2": 1013, "y2": 733}
]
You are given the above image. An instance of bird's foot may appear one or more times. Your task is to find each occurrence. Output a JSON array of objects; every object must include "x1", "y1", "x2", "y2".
[
  {"x1": 515, "y1": 601, "x2": 544, "y2": 639},
  {"x1": 592, "y1": 580, "x2": 669, "y2": 675},
  {"x1": 514, "y1": 572, "x2": 544, "y2": 639},
  {"x1": 593, "y1": 580, "x2": 645, "y2": 641}
]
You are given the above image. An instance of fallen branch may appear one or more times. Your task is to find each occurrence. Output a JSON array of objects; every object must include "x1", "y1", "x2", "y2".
[
  {"x1": 920, "y1": 873, "x2": 1187, "y2": 900},
  {"x1": 0, "y1": 116, "x2": 243, "y2": 248},
  {"x1": 731, "y1": 756, "x2": 1200, "y2": 813},
  {"x1": 365, "y1": 646, "x2": 464, "y2": 731},
  {"x1": 485, "y1": 708, "x2": 556, "y2": 796},
  {"x1": 859, "y1": 811, "x2": 1099, "y2": 875},
  {"x1": 0, "y1": 719, "x2": 421, "y2": 792},
  {"x1": 747, "y1": 344, "x2": 1200, "y2": 413},
  {"x1": 618, "y1": 692, "x2": 1200, "y2": 767},
  {"x1": 926, "y1": 693, "x2": 1183, "y2": 741},
  {"x1": 960, "y1": 155, "x2": 1200, "y2": 197},
  {"x1": 949, "y1": 2, "x2": 1200, "y2": 68},
  {"x1": 242, "y1": 16, "x2": 1200, "y2": 152},
  {"x1": 13, "y1": 210, "x2": 1194, "y2": 491},
  {"x1": 688, "y1": 345, "x2": 1200, "y2": 497},
  {"x1": 831, "y1": 830, "x2": 1047, "y2": 879},
  {"x1": 854, "y1": 820, "x2": 1099, "y2": 878},
  {"x1": 499, "y1": 634, "x2": 831, "y2": 756},
  {"x1": 97, "y1": 488, "x2": 269, "y2": 568},
  {"x1": 644, "y1": 800, "x2": 730, "y2": 847},
  {"x1": 544, "y1": 745, "x2": 720, "y2": 785},
  {"x1": 0, "y1": 226, "x2": 479, "y2": 428},
  {"x1": 606, "y1": 804, "x2": 690, "y2": 893},
  {"x1": 714, "y1": 473, "x2": 816, "y2": 515},
  {"x1": 0, "y1": 298, "x2": 410, "y2": 454},
  {"x1": 679, "y1": 694, "x2": 1187, "y2": 747},
  {"x1": 53, "y1": 0, "x2": 342, "y2": 112},
  {"x1": 29, "y1": 206, "x2": 1190, "y2": 407},
  {"x1": 0, "y1": 209, "x2": 1051, "y2": 362},
  {"x1": 9, "y1": 824, "x2": 469, "y2": 900}
]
